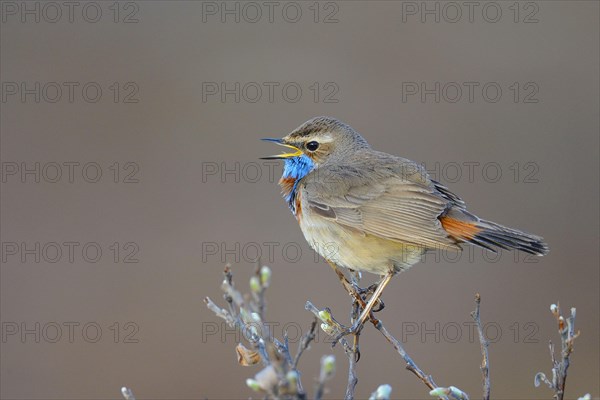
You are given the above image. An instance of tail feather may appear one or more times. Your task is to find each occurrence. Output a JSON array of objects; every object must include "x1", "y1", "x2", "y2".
[
  {"x1": 475, "y1": 219, "x2": 549, "y2": 255},
  {"x1": 440, "y1": 211, "x2": 549, "y2": 256}
]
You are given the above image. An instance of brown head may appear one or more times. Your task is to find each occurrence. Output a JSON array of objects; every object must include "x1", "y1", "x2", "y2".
[{"x1": 261, "y1": 116, "x2": 370, "y2": 167}]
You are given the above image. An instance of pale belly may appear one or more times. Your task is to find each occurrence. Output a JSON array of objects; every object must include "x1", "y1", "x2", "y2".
[{"x1": 298, "y1": 210, "x2": 427, "y2": 275}]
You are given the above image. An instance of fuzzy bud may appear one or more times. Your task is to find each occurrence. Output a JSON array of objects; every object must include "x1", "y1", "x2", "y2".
[
  {"x1": 121, "y1": 387, "x2": 135, "y2": 400},
  {"x1": 286, "y1": 370, "x2": 298, "y2": 386},
  {"x1": 285, "y1": 370, "x2": 299, "y2": 394},
  {"x1": 320, "y1": 355, "x2": 336, "y2": 381},
  {"x1": 246, "y1": 379, "x2": 261, "y2": 392},
  {"x1": 429, "y1": 386, "x2": 469, "y2": 400},
  {"x1": 318, "y1": 309, "x2": 332, "y2": 324},
  {"x1": 369, "y1": 384, "x2": 392, "y2": 400},
  {"x1": 250, "y1": 312, "x2": 262, "y2": 323},
  {"x1": 321, "y1": 322, "x2": 336, "y2": 336},
  {"x1": 260, "y1": 266, "x2": 272, "y2": 287},
  {"x1": 249, "y1": 276, "x2": 261, "y2": 293},
  {"x1": 254, "y1": 365, "x2": 278, "y2": 392}
]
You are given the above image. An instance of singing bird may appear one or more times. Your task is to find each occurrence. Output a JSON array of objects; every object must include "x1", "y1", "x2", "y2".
[{"x1": 262, "y1": 116, "x2": 548, "y2": 336}]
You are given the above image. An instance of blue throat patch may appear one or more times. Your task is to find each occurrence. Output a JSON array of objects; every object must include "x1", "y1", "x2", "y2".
[{"x1": 281, "y1": 155, "x2": 314, "y2": 212}]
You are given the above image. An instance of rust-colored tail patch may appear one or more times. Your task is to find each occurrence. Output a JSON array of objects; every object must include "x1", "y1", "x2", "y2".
[
  {"x1": 440, "y1": 216, "x2": 481, "y2": 241},
  {"x1": 440, "y1": 213, "x2": 549, "y2": 255}
]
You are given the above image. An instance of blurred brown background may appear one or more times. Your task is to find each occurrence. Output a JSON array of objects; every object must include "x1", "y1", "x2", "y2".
[{"x1": 1, "y1": 1, "x2": 598, "y2": 399}]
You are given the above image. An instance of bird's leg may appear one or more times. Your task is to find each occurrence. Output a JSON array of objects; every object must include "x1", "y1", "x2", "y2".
[
  {"x1": 349, "y1": 271, "x2": 384, "y2": 311},
  {"x1": 325, "y1": 260, "x2": 368, "y2": 309},
  {"x1": 325, "y1": 260, "x2": 375, "y2": 360},
  {"x1": 325, "y1": 260, "x2": 384, "y2": 313},
  {"x1": 354, "y1": 272, "x2": 393, "y2": 329},
  {"x1": 348, "y1": 270, "x2": 362, "y2": 290},
  {"x1": 362, "y1": 282, "x2": 385, "y2": 312},
  {"x1": 348, "y1": 270, "x2": 362, "y2": 356},
  {"x1": 332, "y1": 272, "x2": 395, "y2": 344}
]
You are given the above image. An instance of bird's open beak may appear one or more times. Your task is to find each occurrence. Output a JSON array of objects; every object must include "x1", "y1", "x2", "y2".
[{"x1": 260, "y1": 138, "x2": 303, "y2": 160}]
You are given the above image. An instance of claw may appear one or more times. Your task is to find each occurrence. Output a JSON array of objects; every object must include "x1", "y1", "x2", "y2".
[
  {"x1": 353, "y1": 342, "x2": 361, "y2": 362},
  {"x1": 332, "y1": 328, "x2": 362, "y2": 363},
  {"x1": 353, "y1": 333, "x2": 361, "y2": 362},
  {"x1": 331, "y1": 321, "x2": 363, "y2": 347},
  {"x1": 373, "y1": 299, "x2": 385, "y2": 313}
]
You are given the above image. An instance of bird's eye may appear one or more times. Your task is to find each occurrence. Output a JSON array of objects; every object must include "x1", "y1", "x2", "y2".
[{"x1": 306, "y1": 141, "x2": 319, "y2": 151}]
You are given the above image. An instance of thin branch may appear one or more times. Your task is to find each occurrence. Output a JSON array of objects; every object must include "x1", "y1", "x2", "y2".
[
  {"x1": 305, "y1": 301, "x2": 354, "y2": 355},
  {"x1": 535, "y1": 303, "x2": 580, "y2": 400},
  {"x1": 204, "y1": 296, "x2": 236, "y2": 327},
  {"x1": 345, "y1": 347, "x2": 359, "y2": 399},
  {"x1": 293, "y1": 319, "x2": 317, "y2": 369},
  {"x1": 308, "y1": 290, "x2": 452, "y2": 400},
  {"x1": 470, "y1": 293, "x2": 490, "y2": 400},
  {"x1": 291, "y1": 318, "x2": 318, "y2": 397},
  {"x1": 252, "y1": 263, "x2": 268, "y2": 320},
  {"x1": 375, "y1": 321, "x2": 444, "y2": 395},
  {"x1": 208, "y1": 265, "x2": 335, "y2": 399},
  {"x1": 315, "y1": 379, "x2": 325, "y2": 400},
  {"x1": 345, "y1": 301, "x2": 360, "y2": 400}
]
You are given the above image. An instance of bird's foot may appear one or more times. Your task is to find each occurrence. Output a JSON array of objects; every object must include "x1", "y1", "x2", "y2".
[
  {"x1": 351, "y1": 282, "x2": 385, "y2": 313},
  {"x1": 372, "y1": 299, "x2": 385, "y2": 312},
  {"x1": 361, "y1": 282, "x2": 379, "y2": 295},
  {"x1": 331, "y1": 320, "x2": 364, "y2": 349}
]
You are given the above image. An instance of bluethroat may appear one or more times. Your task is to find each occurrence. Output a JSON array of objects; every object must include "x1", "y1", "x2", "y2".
[{"x1": 262, "y1": 116, "x2": 548, "y2": 339}]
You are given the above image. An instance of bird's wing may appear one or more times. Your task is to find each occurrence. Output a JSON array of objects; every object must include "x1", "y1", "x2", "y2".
[{"x1": 301, "y1": 158, "x2": 461, "y2": 250}]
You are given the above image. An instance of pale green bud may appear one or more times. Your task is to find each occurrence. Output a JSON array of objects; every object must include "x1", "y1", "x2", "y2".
[
  {"x1": 121, "y1": 387, "x2": 135, "y2": 400},
  {"x1": 246, "y1": 379, "x2": 261, "y2": 392},
  {"x1": 369, "y1": 384, "x2": 392, "y2": 400},
  {"x1": 318, "y1": 309, "x2": 332, "y2": 324},
  {"x1": 250, "y1": 312, "x2": 261, "y2": 323},
  {"x1": 286, "y1": 370, "x2": 298, "y2": 387},
  {"x1": 320, "y1": 355, "x2": 336, "y2": 381},
  {"x1": 260, "y1": 266, "x2": 272, "y2": 287},
  {"x1": 429, "y1": 386, "x2": 469, "y2": 400},
  {"x1": 249, "y1": 276, "x2": 261, "y2": 293},
  {"x1": 320, "y1": 322, "x2": 336, "y2": 335}
]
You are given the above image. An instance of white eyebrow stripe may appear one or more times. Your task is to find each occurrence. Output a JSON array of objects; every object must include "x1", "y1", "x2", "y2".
[{"x1": 317, "y1": 133, "x2": 334, "y2": 143}]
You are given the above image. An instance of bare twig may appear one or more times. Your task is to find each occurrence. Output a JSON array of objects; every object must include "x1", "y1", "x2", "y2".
[
  {"x1": 305, "y1": 301, "x2": 354, "y2": 355},
  {"x1": 308, "y1": 282, "x2": 454, "y2": 400},
  {"x1": 291, "y1": 318, "x2": 318, "y2": 396},
  {"x1": 345, "y1": 348, "x2": 359, "y2": 399},
  {"x1": 250, "y1": 263, "x2": 269, "y2": 320},
  {"x1": 470, "y1": 293, "x2": 490, "y2": 400},
  {"x1": 207, "y1": 265, "x2": 340, "y2": 399},
  {"x1": 274, "y1": 334, "x2": 294, "y2": 367},
  {"x1": 535, "y1": 303, "x2": 580, "y2": 400},
  {"x1": 345, "y1": 301, "x2": 360, "y2": 400},
  {"x1": 375, "y1": 321, "x2": 445, "y2": 396},
  {"x1": 293, "y1": 319, "x2": 317, "y2": 369}
]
